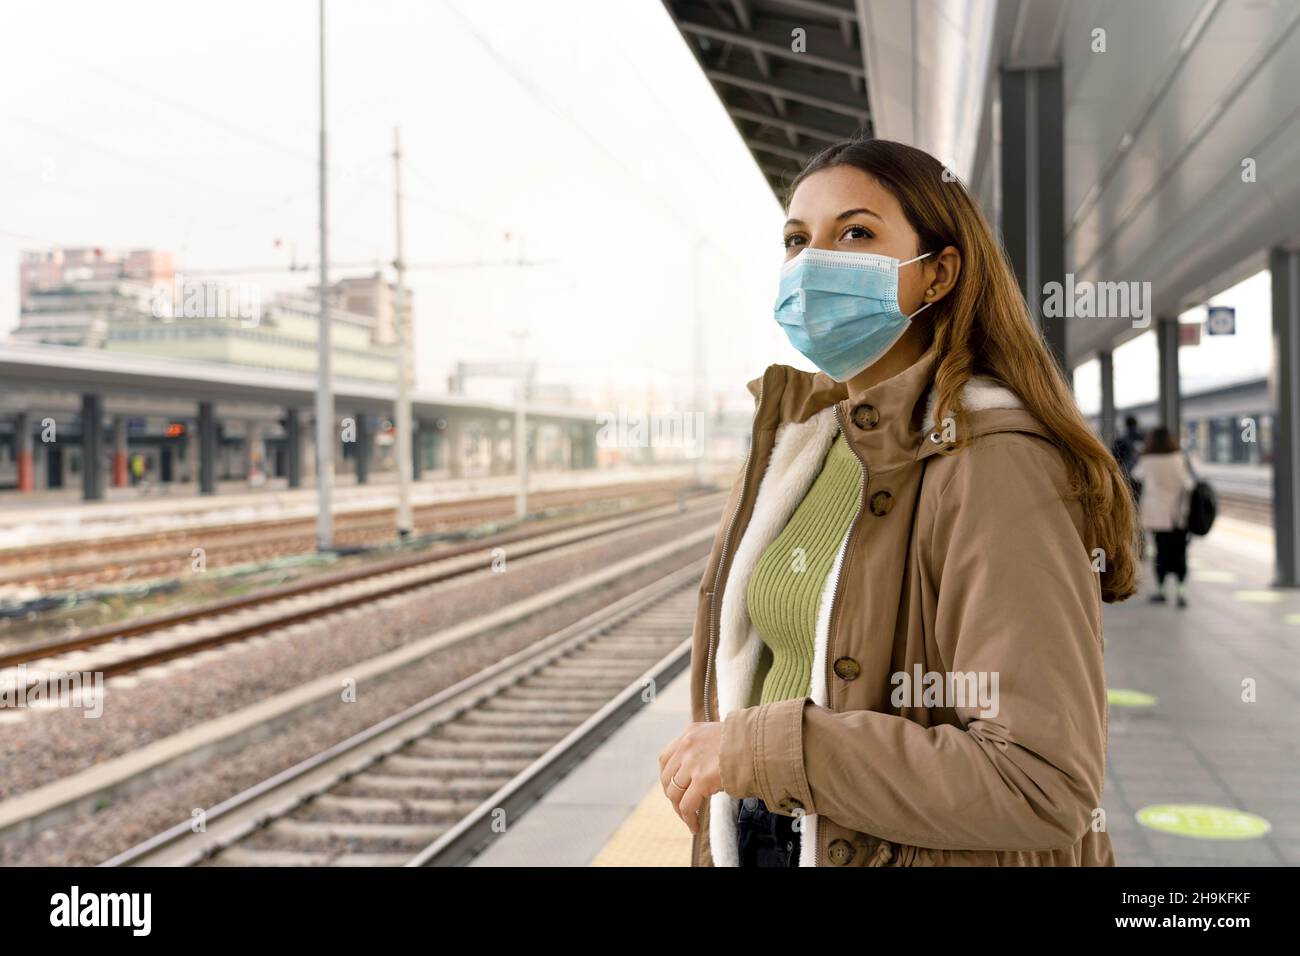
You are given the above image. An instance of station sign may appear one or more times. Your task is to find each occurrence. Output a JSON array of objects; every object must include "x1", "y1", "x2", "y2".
[{"x1": 1205, "y1": 305, "x2": 1236, "y2": 335}]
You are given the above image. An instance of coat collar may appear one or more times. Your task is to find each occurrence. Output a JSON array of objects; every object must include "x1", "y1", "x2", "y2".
[
  {"x1": 744, "y1": 347, "x2": 1044, "y2": 473},
  {"x1": 745, "y1": 347, "x2": 935, "y2": 427},
  {"x1": 745, "y1": 348, "x2": 938, "y2": 473}
]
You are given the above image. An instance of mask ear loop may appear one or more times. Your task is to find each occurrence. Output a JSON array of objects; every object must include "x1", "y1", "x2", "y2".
[{"x1": 900, "y1": 251, "x2": 934, "y2": 319}]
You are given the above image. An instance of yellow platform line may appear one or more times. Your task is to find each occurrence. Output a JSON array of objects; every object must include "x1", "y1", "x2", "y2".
[{"x1": 591, "y1": 783, "x2": 693, "y2": 867}]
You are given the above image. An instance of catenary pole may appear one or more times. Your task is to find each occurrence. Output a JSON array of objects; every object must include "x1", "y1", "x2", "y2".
[{"x1": 315, "y1": 0, "x2": 335, "y2": 550}]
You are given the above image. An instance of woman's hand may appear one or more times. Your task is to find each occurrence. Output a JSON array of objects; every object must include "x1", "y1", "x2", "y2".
[{"x1": 658, "y1": 721, "x2": 724, "y2": 834}]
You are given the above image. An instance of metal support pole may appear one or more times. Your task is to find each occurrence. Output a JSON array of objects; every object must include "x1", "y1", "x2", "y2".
[
  {"x1": 447, "y1": 416, "x2": 464, "y2": 479},
  {"x1": 411, "y1": 421, "x2": 424, "y2": 481},
  {"x1": 354, "y1": 412, "x2": 370, "y2": 485},
  {"x1": 392, "y1": 126, "x2": 413, "y2": 536},
  {"x1": 314, "y1": 0, "x2": 335, "y2": 549},
  {"x1": 112, "y1": 415, "x2": 128, "y2": 487},
  {"x1": 285, "y1": 408, "x2": 302, "y2": 488},
  {"x1": 81, "y1": 394, "x2": 104, "y2": 501},
  {"x1": 1098, "y1": 349, "x2": 1116, "y2": 450},
  {"x1": 1270, "y1": 246, "x2": 1300, "y2": 587},
  {"x1": 1000, "y1": 66, "x2": 1067, "y2": 372},
  {"x1": 15, "y1": 412, "x2": 33, "y2": 492},
  {"x1": 1156, "y1": 317, "x2": 1181, "y2": 436},
  {"x1": 198, "y1": 401, "x2": 217, "y2": 495},
  {"x1": 246, "y1": 420, "x2": 265, "y2": 486}
]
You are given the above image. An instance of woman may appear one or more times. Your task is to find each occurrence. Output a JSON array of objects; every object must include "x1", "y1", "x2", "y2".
[
  {"x1": 1131, "y1": 426, "x2": 1196, "y2": 608},
  {"x1": 658, "y1": 139, "x2": 1139, "y2": 867}
]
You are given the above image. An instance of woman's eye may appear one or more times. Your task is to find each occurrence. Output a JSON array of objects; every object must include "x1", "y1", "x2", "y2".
[
  {"x1": 782, "y1": 234, "x2": 806, "y2": 249},
  {"x1": 841, "y1": 225, "x2": 874, "y2": 242}
]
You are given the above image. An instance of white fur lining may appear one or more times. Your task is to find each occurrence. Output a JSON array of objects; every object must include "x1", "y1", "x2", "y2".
[
  {"x1": 921, "y1": 375, "x2": 1021, "y2": 433},
  {"x1": 708, "y1": 404, "x2": 839, "y2": 866},
  {"x1": 797, "y1": 539, "x2": 843, "y2": 865},
  {"x1": 707, "y1": 376, "x2": 1020, "y2": 866}
]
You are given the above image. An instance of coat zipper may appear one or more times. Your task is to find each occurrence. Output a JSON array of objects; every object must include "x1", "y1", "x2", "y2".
[
  {"x1": 703, "y1": 379, "x2": 764, "y2": 724},
  {"x1": 814, "y1": 402, "x2": 868, "y2": 866}
]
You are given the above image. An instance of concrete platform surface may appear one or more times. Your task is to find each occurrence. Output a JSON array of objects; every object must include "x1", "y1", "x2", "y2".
[{"x1": 473, "y1": 514, "x2": 1297, "y2": 866}]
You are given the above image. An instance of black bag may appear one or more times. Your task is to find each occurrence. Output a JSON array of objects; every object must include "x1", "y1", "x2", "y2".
[{"x1": 1182, "y1": 454, "x2": 1216, "y2": 536}]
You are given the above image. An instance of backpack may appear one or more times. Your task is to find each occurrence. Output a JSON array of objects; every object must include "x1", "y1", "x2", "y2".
[{"x1": 1182, "y1": 453, "x2": 1216, "y2": 536}]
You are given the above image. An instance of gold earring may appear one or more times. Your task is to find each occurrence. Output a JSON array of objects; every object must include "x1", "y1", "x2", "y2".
[{"x1": 925, "y1": 288, "x2": 935, "y2": 298}]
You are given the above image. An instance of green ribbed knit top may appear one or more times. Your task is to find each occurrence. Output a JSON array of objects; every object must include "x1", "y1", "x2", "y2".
[{"x1": 746, "y1": 428, "x2": 862, "y2": 704}]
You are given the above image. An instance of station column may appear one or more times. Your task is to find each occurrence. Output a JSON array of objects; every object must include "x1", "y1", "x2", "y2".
[
  {"x1": 302, "y1": 415, "x2": 317, "y2": 482},
  {"x1": 1156, "y1": 317, "x2": 1181, "y2": 435},
  {"x1": 1000, "y1": 66, "x2": 1067, "y2": 371},
  {"x1": 560, "y1": 425, "x2": 574, "y2": 473},
  {"x1": 446, "y1": 416, "x2": 464, "y2": 479},
  {"x1": 184, "y1": 419, "x2": 199, "y2": 484},
  {"x1": 487, "y1": 420, "x2": 501, "y2": 476},
  {"x1": 1271, "y1": 246, "x2": 1300, "y2": 588},
  {"x1": 1098, "y1": 350, "x2": 1116, "y2": 450},
  {"x1": 354, "y1": 411, "x2": 370, "y2": 485},
  {"x1": 14, "y1": 412, "x2": 33, "y2": 492},
  {"x1": 112, "y1": 415, "x2": 129, "y2": 487},
  {"x1": 198, "y1": 401, "x2": 217, "y2": 495},
  {"x1": 412, "y1": 420, "x2": 424, "y2": 481},
  {"x1": 572, "y1": 424, "x2": 596, "y2": 470},
  {"x1": 81, "y1": 394, "x2": 105, "y2": 501},
  {"x1": 246, "y1": 420, "x2": 265, "y2": 484},
  {"x1": 285, "y1": 408, "x2": 302, "y2": 489}
]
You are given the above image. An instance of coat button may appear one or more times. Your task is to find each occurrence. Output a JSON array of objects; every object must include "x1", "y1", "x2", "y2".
[
  {"x1": 777, "y1": 795, "x2": 804, "y2": 813},
  {"x1": 833, "y1": 656, "x2": 861, "y2": 680},
  {"x1": 850, "y1": 403, "x2": 879, "y2": 429},
  {"x1": 828, "y1": 839, "x2": 855, "y2": 866},
  {"x1": 869, "y1": 490, "x2": 893, "y2": 516}
]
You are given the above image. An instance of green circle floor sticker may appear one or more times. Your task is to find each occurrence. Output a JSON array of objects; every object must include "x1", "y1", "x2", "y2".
[
  {"x1": 1136, "y1": 804, "x2": 1272, "y2": 839},
  {"x1": 1108, "y1": 689, "x2": 1158, "y2": 708}
]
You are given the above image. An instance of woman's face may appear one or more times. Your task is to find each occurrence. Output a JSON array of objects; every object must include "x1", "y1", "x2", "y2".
[{"x1": 782, "y1": 165, "x2": 957, "y2": 318}]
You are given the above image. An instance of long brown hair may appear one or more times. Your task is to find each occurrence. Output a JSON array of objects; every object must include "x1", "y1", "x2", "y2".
[
  {"x1": 789, "y1": 139, "x2": 1139, "y2": 602},
  {"x1": 1144, "y1": 426, "x2": 1180, "y2": 454}
]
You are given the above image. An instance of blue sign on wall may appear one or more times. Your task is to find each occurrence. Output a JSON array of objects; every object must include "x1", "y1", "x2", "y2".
[{"x1": 1206, "y1": 305, "x2": 1236, "y2": 335}]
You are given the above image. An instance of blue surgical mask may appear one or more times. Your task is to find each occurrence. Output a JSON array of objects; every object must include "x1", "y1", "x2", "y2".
[{"x1": 773, "y1": 248, "x2": 932, "y2": 381}]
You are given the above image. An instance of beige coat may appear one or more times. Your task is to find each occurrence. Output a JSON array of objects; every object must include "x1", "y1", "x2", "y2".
[{"x1": 688, "y1": 347, "x2": 1114, "y2": 866}]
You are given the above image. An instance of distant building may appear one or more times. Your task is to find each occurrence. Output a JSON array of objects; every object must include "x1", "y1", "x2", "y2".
[{"x1": 14, "y1": 248, "x2": 405, "y2": 384}]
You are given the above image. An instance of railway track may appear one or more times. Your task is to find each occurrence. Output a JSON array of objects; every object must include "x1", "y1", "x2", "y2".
[
  {"x1": 0, "y1": 477, "x2": 699, "y2": 593},
  {"x1": 1216, "y1": 490, "x2": 1271, "y2": 526},
  {"x1": 101, "y1": 560, "x2": 700, "y2": 867},
  {"x1": 0, "y1": 493, "x2": 720, "y2": 682}
]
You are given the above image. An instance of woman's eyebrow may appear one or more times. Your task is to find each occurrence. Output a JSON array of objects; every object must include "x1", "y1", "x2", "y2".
[
  {"x1": 784, "y1": 208, "x2": 882, "y2": 229},
  {"x1": 836, "y1": 207, "x2": 882, "y2": 222}
]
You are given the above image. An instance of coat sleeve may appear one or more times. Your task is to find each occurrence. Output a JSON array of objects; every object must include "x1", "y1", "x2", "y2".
[{"x1": 718, "y1": 433, "x2": 1109, "y2": 852}]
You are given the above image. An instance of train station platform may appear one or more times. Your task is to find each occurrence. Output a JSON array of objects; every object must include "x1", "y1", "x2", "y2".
[
  {"x1": 475, "y1": 514, "x2": 1299, "y2": 867},
  {"x1": 0, "y1": 464, "x2": 701, "y2": 549}
]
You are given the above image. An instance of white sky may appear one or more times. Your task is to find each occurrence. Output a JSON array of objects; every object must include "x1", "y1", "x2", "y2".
[
  {"x1": 0, "y1": 0, "x2": 795, "y2": 412},
  {"x1": 0, "y1": 0, "x2": 1272, "y2": 414}
]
